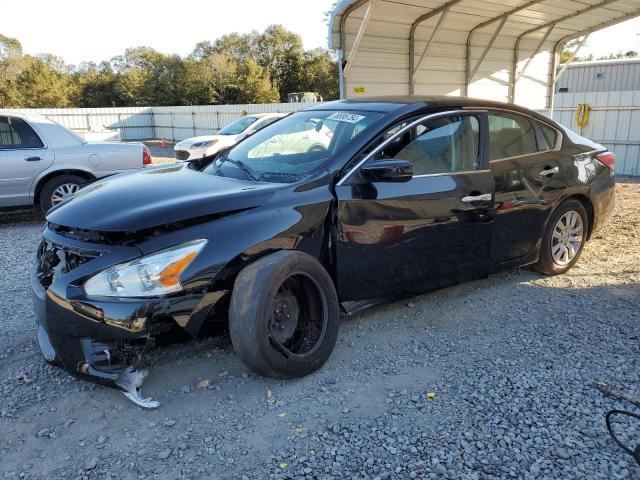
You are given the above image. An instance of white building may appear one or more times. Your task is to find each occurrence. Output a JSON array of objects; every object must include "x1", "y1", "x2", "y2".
[{"x1": 553, "y1": 59, "x2": 640, "y2": 176}]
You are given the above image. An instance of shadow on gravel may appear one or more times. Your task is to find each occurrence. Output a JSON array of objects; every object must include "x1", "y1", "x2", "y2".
[{"x1": 0, "y1": 208, "x2": 44, "y2": 226}]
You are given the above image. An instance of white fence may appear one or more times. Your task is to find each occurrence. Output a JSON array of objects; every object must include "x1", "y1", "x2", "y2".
[
  {"x1": 550, "y1": 91, "x2": 640, "y2": 176},
  {"x1": 0, "y1": 103, "x2": 317, "y2": 142}
]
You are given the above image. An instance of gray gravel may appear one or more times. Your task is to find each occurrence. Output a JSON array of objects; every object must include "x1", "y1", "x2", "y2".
[{"x1": 1, "y1": 180, "x2": 639, "y2": 479}]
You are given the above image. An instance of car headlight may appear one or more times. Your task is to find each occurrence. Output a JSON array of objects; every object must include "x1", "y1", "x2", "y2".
[
  {"x1": 84, "y1": 239, "x2": 207, "y2": 298},
  {"x1": 191, "y1": 140, "x2": 218, "y2": 148}
]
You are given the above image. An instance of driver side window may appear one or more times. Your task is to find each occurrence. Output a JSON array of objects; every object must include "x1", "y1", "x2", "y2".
[{"x1": 370, "y1": 115, "x2": 480, "y2": 175}]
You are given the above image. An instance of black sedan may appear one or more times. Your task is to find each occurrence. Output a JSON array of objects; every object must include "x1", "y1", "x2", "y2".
[{"x1": 32, "y1": 97, "x2": 615, "y2": 407}]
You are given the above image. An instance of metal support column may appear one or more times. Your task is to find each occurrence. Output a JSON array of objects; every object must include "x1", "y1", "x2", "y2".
[
  {"x1": 343, "y1": 0, "x2": 377, "y2": 79},
  {"x1": 408, "y1": 0, "x2": 463, "y2": 95}
]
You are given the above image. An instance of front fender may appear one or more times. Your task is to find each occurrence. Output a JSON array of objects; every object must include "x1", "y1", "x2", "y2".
[
  {"x1": 134, "y1": 182, "x2": 334, "y2": 325},
  {"x1": 129, "y1": 179, "x2": 335, "y2": 337}
]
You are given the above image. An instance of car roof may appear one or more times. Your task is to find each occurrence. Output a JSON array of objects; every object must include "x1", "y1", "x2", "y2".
[
  {"x1": 250, "y1": 113, "x2": 288, "y2": 119},
  {"x1": 304, "y1": 96, "x2": 554, "y2": 123},
  {"x1": 1, "y1": 111, "x2": 56, "y2": 125}
]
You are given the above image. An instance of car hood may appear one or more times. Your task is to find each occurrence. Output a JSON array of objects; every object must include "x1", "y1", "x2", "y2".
[{"x1": 47, "y1": 164, "x2": 281, "y2": 232}]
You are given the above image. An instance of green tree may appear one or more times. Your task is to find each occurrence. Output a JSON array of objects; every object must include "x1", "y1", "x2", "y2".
[
  {"x1": 0, "y1": 27, "x2": 339, "y2": 108},
  {"x1": 211, "y1": 32, "x2": 260, "y2": 62},
  {"x1": 560, "y1": 38, "x2": 587, "y2": 64},
  {"x1": 0, "y1": 34, "x2": 26, "y2": 107},
  {"x1": 300, "y1": 48, "x2": 339, "y2": 100},
  {"x1": 72, "y1": 62, "x2": 119, "y2": 107},
  {"x1": 234, "y1": 59, "x2": 279, "y2": 104},
  {"x1": 0, "y1": 34, "x2": 22, "y2": 59},
  {"x1": 11, "y1": 55, "x2": 76, "y2": 107},
  {"x1": 255, "y1": 25, "x2": 304, "y2": 100},
  {"x1": 176, "y1": 57, "x2": 222, "y2": 105}
]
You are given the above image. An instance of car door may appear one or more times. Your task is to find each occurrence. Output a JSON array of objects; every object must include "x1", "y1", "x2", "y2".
[
  {"x1": 335, "y1": 111, "x2": 495, "y2": 302},
  {"x1": 486, "y1": 111, "x2": 566, "y2": 266},
  {"x1": 0, "y1": 116, "x2": 54, "y2": 207}
]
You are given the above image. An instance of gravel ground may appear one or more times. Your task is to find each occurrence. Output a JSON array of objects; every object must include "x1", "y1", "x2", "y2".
[{"x1": 1, "y1": 179, "x2": 639, "y2": 479}]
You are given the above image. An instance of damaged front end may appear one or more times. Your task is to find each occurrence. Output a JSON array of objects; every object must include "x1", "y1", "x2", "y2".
[{"x1": 32, "y1": 224, "x2": 226, "y2": 408}]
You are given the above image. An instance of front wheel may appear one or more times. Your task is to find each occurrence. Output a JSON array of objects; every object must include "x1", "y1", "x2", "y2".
[
  {"x1": 229, "y1": 251, "x2": 340, "y2": 379},
  {"x1": 536, "y1": 199, "x2": 589, "y2": 276}
]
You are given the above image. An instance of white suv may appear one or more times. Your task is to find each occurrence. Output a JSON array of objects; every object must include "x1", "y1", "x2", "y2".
[{"x1": 173, "y1": 113, "x2": 287, "y2": 162}]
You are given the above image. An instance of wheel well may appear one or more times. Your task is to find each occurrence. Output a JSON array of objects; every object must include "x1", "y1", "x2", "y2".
[
  {"x1": 566, "y1": 194, "x2": 595, "y2": 240},
  {"x1": 33, "y1": 170, "x2": 95, "y2": 205}
]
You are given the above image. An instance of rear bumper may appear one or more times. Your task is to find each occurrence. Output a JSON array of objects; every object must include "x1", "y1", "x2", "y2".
[{"x1": 591, "y1": 175, "x2": 616, "y2": 236}]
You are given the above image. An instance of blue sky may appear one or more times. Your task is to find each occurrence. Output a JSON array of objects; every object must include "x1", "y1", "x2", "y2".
[{"x1": 2, "y1": 0, "x2": 638, "y2": 65}]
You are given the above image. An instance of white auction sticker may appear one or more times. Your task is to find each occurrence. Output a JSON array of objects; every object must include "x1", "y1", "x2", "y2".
[{"x1": 327, "y1": 112, "x2": 366, "y2": 124}]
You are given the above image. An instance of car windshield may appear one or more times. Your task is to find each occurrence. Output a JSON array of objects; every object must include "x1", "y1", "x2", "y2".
[
  {"x1": 203, "y1": 110, "x2": 383, "y2": 183},
  {"x1": 218, "y1": 116, "x2": 258, "y2": 135}
]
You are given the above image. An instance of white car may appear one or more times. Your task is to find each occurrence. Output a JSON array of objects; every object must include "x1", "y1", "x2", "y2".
[
  {"x1": 173, "y1": 113, "x2": 287, "y2": 162},
  {"x1": 247, "y1": 121, "x2": 334, "y2": 158},
  {"x1": 0, "y1": 113, "x2": 152, "y2": 212}
]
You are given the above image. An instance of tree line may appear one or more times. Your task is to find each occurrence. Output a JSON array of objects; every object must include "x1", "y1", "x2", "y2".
[{"x1": 0, "y1": 25, "x2": 339, "y2": 108}]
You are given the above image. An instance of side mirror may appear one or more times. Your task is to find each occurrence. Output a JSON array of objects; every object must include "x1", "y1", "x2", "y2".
[{"x1": 361, "y1": 160, "x2": 413, "y2": 183}]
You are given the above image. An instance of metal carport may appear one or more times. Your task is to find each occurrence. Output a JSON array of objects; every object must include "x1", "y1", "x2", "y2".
[{"x1": 328, "y1": 0, "x2": 640, "y2": 110}]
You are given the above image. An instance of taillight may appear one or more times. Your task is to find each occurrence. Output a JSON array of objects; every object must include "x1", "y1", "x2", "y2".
[
  {"x1": 596, "y1": 151, "x2": 616, "y2": 171},
  {"x1": 143, "y1": 145, "x2": 152, "y2": 166}
]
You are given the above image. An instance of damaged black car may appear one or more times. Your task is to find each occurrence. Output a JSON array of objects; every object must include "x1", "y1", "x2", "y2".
[{"x1": 32, "y1": 97, "x2": 616, "y2": 407}]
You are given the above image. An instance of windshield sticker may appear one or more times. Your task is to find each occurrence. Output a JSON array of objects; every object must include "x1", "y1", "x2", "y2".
[{"x1": 327, "y1": 112, "x2": 366, "y2": 124}]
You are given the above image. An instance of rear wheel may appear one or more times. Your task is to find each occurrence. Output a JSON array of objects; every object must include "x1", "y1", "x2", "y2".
[
  {"x1": 229, "y1": 251, "x2": 339, "y2": 378},
  {"x1": 536, "y1": 199, "x2": 588, "y2": 275},
  {"x1": 39, "y1": 174, "x2": 85, "y2": 212}
]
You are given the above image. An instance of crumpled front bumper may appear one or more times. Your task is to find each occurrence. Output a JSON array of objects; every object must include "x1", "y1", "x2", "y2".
[
  {"x1": 30, "y1": 225, "x2": 226, "y2": 393},
  {"x1": 31, "y1": 267, "x2": 210, "y2": 388}
]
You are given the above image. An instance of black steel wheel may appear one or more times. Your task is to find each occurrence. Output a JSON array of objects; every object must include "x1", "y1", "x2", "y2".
[{"x1": 229, "y1": 251, "x2": 339, "y2": 378}]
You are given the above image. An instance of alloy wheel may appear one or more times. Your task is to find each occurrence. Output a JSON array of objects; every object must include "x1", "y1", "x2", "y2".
[{"x1": 551, "y1": 210, "x2": 584, "y2": 266}]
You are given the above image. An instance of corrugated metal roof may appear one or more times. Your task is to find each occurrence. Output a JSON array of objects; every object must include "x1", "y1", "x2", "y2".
[{"x1": 329, "y1": 0, "x2": 640, "y2": 109}]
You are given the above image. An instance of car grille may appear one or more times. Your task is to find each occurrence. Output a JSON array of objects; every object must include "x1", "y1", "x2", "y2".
[
  {"x1": 175, "y1": 150, "x2": 190, "y2": 161},
  {"x1": 36, "y1": 240, "x2": 100, "y2": 289}
]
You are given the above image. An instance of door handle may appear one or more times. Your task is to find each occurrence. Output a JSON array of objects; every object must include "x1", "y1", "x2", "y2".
[
  {"x1": 25, "y1": 156, "x2": 42, "y2": 162},
  {"x1": 539, "y1": 166, "x2": 559, "y2": 177},
  {"x1": 461, "y1": 193, "x2": 492, "y2": 203}
]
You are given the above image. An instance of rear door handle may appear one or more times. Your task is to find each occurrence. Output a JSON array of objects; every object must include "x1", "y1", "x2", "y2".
[
  {"x1": 461, "y1": 193, "x2": 492, "y2": 203},
  {"x1": 539, "y1": 166, "x2": 559, "y2": 177},
  {"x1": 25, "y1": 156, "x2": 42, "y2": 162}
]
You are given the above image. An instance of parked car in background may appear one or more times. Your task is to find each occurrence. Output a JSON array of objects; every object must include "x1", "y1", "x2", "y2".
[
  {"x1": 0, "y1": 113, "x2": 152, "y2": 212},
  {"x1": 288, "y1": 92, "x2": 323, "y2": 103},
  {"x1": 32, "y1": 97, "x2": 615, "y2": 407},
  {"x1": 173, "y1": 113, "x2": 287, "y2": 163}
]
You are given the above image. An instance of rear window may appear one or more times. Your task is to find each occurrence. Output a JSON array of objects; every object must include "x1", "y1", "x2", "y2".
[
  {"x1": 0, "y1": 116, "x2": 44, "y2": 149},
  {"x1": 538, "y1": 122, "x2": 558, "y2": 150},
  {"x1": 488, "y1": 113, "x2": 537, "y2": 161}
]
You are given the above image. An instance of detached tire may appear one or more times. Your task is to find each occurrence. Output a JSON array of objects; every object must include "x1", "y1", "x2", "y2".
[
  {"x1": 229, "y1": 251, "x2": 339, "y2": 379},
  {"x1": 536, "y1": 198, "x2": 589, "y2": 276},
  {"x1": 39, "y1": 174, "x2": 85, "y2": 212}
]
